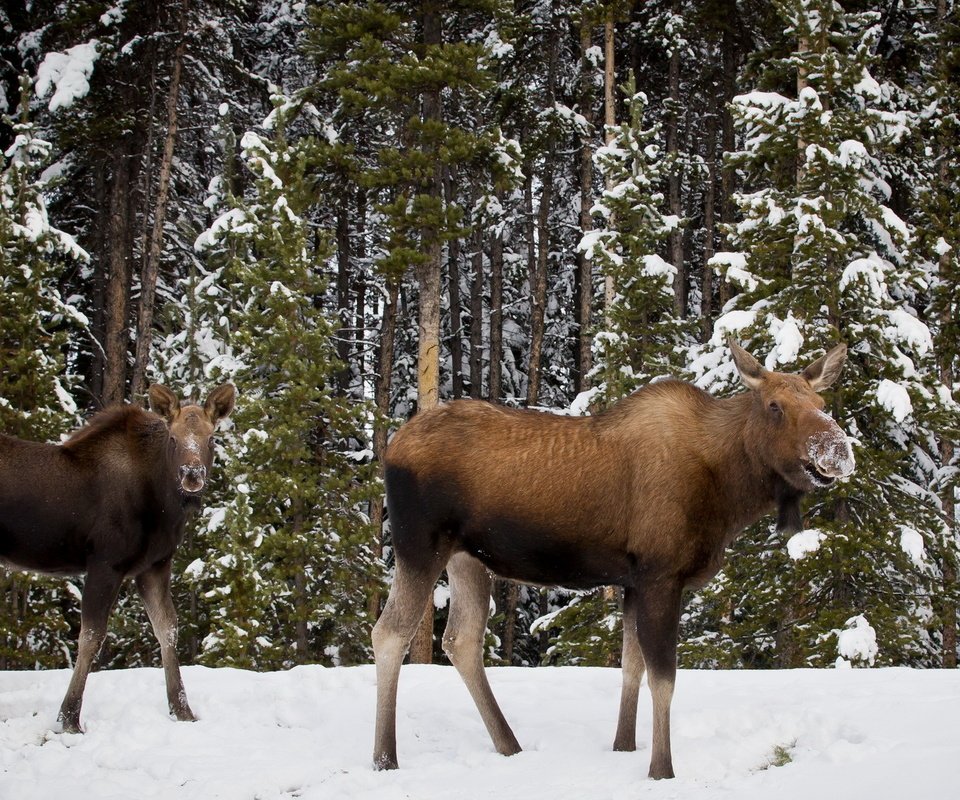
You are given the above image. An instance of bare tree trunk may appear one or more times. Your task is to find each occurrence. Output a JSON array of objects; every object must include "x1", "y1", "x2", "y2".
[
  {"x1": 334, "y1": 185, "x2": 353, "y2": 394},
  {"x1": 101, "y1": 154, "x2": 140, "y2": 407},
  {"x1": 701, "y1": 95, "x2": 718, "y2": 343},
  {"x1": 489, "y1": 208, "x2": 504, "y2": 404},
  {"x1": 294, "y1": 541, "x2": 309, "y2": 662},
  {"x1": 527, "y1": 3, "x2": 557, "y2": 410},
  {"x1": 488, "y1": 201, "x2": 509, "y2": 661},
  {"x1": 603, "y1": 10, "x2": 616, "y2": 322},
  {"x1": 666, "y1": 10, "x2": 685, "y2": 318},
  {"x1": 132, "y1": 22, "x2": 187, "y2": 401},
  {"x1": 89, "y1": 170, "x2": 109, "y2": 403},
  {"x1": 408, "y1": 2, "x2": 443, "y2": 665},
  {"x1": 354, "y1": 187, "x2": 368, "y2": 391},
  {"x1": 469, "y1": 227, "x2": 484, "y2": 399},
  {"x1": 575, "y1": 13, "x2": 595, "y2": 393},
  {"x1": 445, "y1": 169, "x2": 465, "y2": 398},
  {"x1": 719, "y1": 16, "x2": 737, "y2": 308}
]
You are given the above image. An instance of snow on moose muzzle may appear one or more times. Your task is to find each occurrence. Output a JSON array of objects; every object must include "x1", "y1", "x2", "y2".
[
  {"x1": 805, "y1": 426, "x2": 855, "y2": 487},
  {"x1": 179, "y1": 464, "x2": 207, "y2": 494}
]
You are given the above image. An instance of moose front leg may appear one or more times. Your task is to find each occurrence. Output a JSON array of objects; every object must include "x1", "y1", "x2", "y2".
[
  {"x1": 136, "y1": 559, "x2": 196, "y2": 722},
  {"x1": 634, "y1": 581, "x2": 682, "y2": 780},
  {"x1": 58, "y1": 563, "x2": 124, "y2": 733}
]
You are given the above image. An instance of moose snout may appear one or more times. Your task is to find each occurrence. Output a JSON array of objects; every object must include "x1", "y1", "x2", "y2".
[
  {"x1": 179, "y1": 464, "x2": 207, "y2": 493},
  {"x1": 808, "y1": 430, "x2": 856, "y2": 479}
]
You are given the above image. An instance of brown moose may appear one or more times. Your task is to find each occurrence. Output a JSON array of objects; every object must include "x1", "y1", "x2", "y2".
[
  {"x1": 372, "y1": 339, "x2": 854, "y2": 779},
  {"x1": 0, "y1": 384, "x2": 235, "y2": 733}
]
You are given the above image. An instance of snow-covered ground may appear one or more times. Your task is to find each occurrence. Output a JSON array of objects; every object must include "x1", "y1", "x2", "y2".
[{"x1": 1, "y1": 664, "x2": 958, "y2": 799}]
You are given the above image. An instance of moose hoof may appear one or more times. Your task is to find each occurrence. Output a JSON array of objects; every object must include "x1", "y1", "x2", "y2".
[
  {"x1": 174, "y1": 708, "x2": 197, "y2": 722},
  {"x1": 648, "y1": 765, "x2": 675, "y2": 780},
  {"x1": 373, "y1": 753, "x2": 399, "y2": 771},
  {"x1": 57, "y1": 714, "x2": 83, "y2": 735},
  {"x1": 612, "y1": 738, "x2": 636, "y2": 752}
]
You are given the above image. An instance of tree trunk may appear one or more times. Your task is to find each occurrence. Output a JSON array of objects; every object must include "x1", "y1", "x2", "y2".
[
  {"x1": 575, "y1": 13, "x2": 595, "y2": 393},
  {"x1": 666, "y1": 10, "x2": 685, "y2": 318},
  {"x1": 469, "y1": 226, "x2": 484, "y2": 399},
  {"x1": 603, "y1": 11, "x2": 616, "y2": 321},
  {"x1": 101, "y1": 152, "x2": 141, "y2": 407},
  {"x1": 528, "y1": 2, "x2": 557, "y2": 410},
  {"x1": 294, "y1": 557, "x2": 309, "y2": 663},
  {"x1": 445, "y1": 169, "x2": 465, "y2": 398},
  {"x1": 132, "y1": 24, "x2": 187, "y2": 401},
  {"x1": 408, "y1": 3, "x2": 443, "y2": 665},
  {"x1": 701, "y1": 94, "x2": 718, "y2": 343},
  {"x1": 488, "y1": 205, "x2": 504, "y2": 404},
  {"x1": 332, "y1": 182, "x2": 354, "y2": 394},
  {"x1": 354, "y1": 187, "x2": 368, "y2": 392},
  {"x1": 719, "y1": 15, "x2": 737, "y2": 307}
]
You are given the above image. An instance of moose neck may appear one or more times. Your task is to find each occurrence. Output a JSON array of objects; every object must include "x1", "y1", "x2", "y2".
[{"x1": 701, "y1": 391, "x2": 798, "y2": 539}]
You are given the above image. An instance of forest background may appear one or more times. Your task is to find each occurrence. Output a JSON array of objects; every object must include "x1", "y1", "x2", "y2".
[{"x1": 1, "y1": 0, "x2": 958, "y2": 675}]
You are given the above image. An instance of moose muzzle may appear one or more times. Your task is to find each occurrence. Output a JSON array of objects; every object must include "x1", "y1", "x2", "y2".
[{"x1": 179, "y1": 464, "x2": 207, "y2": 494}]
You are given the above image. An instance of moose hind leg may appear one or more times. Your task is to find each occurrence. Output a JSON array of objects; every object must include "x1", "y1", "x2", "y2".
[
  {"x1": 635, "y1": 582, "x2": 682, "y2": 780},
  {"x1": 443, "y1": 552, "x2": 521, "y2": 757},
  {"x1": 136, "y1": 559, "x2": 195, "y2": 722},
  {"x1": 613, "y1": 586, "x2": 646, "y2": 752},
  {"x1": 372, "y1": 554, "x2": 447, "y2": 770},
  {"x1": 58, "y1": 564, "x2": 124, "y2": 733}
]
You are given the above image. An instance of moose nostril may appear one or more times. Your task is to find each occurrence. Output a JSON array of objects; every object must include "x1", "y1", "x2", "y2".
[
  {"x1": 179, "y1": 465, "x2": 206, "y2": 489},
  {"x1": 812, "y1": 438, "x2": 856, "y2": 478}
]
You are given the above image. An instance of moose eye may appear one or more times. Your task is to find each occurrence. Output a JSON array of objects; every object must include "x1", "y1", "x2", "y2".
[{"x1": 768, "y1": 401, "x2": 783, "y2": 418}]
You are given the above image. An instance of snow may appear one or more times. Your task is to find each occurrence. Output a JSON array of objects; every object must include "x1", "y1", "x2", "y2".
[
  {"x1": 35, "y1": 42, "x2": 100, "y2": 113},
  {"x1": 1, "y1": 665, "x2": 958, "y2": 799},
  {"x1": 836, "y1": 616, "x2": 879, "y2": 666},
  {"x1": 709, "y1": 251, "x2": 761, "y2": 292},
  {"x1": 786, "y1": 529, "x2": 826, "y2": 560},
  {"x1": 899, "y1": 527, "x2": 926, "y2": 566},
  {"x1": 840, "y1": 255, "x2": 886, "y2": 301},
  {"x1": 884, "y1": 308, "x2": 932, "y2": 355},
  {"x1": 876, "y1": 379, "x2": 913, "y2": 422},
  {"x1": 766, "y1": 315, "x2": 803, "y2": 369}
]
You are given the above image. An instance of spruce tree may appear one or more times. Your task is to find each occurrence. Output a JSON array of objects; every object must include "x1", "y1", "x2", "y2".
[
  {"x1": 683, "y1": 0, "x2": 950, "y2": 668},
  {"x1": 194, "y1": 104, "x2": 381, "y2": 669}
]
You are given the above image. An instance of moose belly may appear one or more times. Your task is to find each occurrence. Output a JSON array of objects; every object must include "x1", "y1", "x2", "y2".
[{"x1": 458, "y1": 515, "x2": 633, "y2": 590}]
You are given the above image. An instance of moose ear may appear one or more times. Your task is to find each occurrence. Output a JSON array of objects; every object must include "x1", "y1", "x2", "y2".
[
  {"x1": 802, "y1": 343, "x2": 847, "y2": 392},
  {"x1": 204, "y1": 383, "x2": 236, "y2": 425},
  {"x1": 148, "y1": 384, "x2": 180, "y2": 421},
  {"x1": 728, "y1": 337, "x2": 766, "y2": 391}
]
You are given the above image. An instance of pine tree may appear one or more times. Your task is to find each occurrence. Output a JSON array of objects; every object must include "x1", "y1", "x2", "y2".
[
  {"x1": 194, "y1": 103, "x2": 381, "y2": 669},
  {"x1": 911, "y1": 0, "x2": 960, "y2": 667},
  {"x1": 683, "y1": 0, "x2": 950, "y2": 668},
  {"x1": 581, "y1": 72, "x2": 688, "y2": 401}
]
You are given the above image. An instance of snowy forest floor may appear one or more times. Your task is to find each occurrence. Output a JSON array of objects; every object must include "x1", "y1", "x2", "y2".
[{"x1": 1, "y1": 664, "x2": 958, "y2": 799}]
